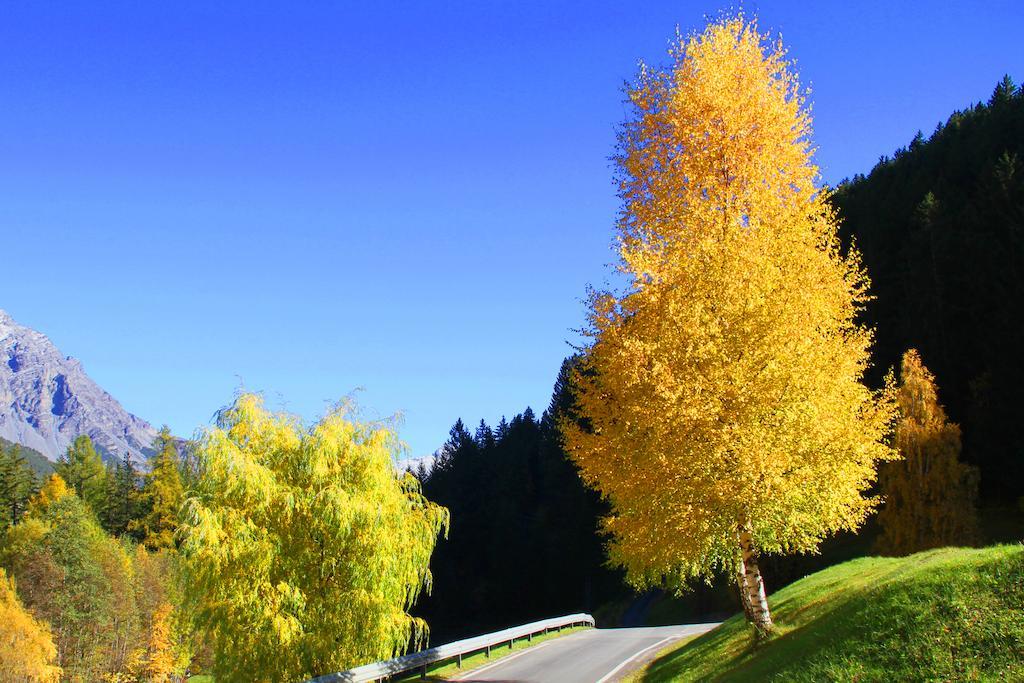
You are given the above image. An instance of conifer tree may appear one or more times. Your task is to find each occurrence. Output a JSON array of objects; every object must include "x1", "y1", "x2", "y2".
[
  {"x1": 131, "y1": 427, "x2": 184, "y2": 549},
  {"x1": 0, "y1": 445, "x2": 38, "y2": 529},
  {"x1": 56, "y1": 435, "x2": 108, "y2": 519},
  {"x1": 475, "y1": 419, "x2": 496, "y2": 449},
  {"x1": 178, "y1": 394, "x2": 448, "y2": 682},
  {"x1": 564, "y1": 16, "x2": 896, "y2": 637},
  {"x1": 876, "y1": 350, "x2": 978, "y2": 555},
  {"x1": 100, "y1": 452, "x2": 142, "y2": 536},
  {"x1": 433, "y1": 419, "x2": 475, "y2": 474}
]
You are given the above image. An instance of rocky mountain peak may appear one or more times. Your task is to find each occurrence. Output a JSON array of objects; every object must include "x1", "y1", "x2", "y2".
[{"x1": 0, "y1": 309, "x2": 158, "y2": 463}]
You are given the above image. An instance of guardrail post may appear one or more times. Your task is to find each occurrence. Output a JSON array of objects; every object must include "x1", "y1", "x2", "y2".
[
  {"x1": 420, "y1": 664, "x2": 427, "y2": 679},
  {"x1": 457, "y1": 653, "x2": 462, "y2": 669},
  {"x1": 485, "y1": 645, "x2": 491, "y2": 658},
  {"x1": 527, "y1": 632, "x2": 532, "y2": 643}
]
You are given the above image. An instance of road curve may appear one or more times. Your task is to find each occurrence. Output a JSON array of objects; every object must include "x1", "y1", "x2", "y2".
[{"x1": 450, "y1": 623, "x2": 719, "y2": 683}]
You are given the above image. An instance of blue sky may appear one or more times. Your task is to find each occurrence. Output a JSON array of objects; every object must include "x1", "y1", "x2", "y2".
[{"x1": 2, "y1": 1, "x2": 1022, "y2": 457}]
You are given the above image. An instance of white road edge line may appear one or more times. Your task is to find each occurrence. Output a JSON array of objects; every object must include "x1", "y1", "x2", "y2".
[
  {"x1": 594, "y1": 634, "x2": 681, "y2": 683},
  {"x1": 449, "y1": 640, "x2": 554, "y2": 681}
]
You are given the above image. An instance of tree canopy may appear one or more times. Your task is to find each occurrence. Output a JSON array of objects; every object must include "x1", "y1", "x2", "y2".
[
  {"x1": 56, "y1": 435, "x2": 108, "y2": 519},
  {"x1": 0, "y1": 567, "x2": 61, "y2": 683},
  {"x1": 876, "y1": 350, "x2": 979, "y2": 555},
  {"x1": 177, "y1": 393, "x2": 448, "y2": 682},
  {"x1": 564, "y1": 16, "x2": 896, "y2": 635},
  {"x1": 131, "y1": 426, "x2": 184, "y2": 550}
]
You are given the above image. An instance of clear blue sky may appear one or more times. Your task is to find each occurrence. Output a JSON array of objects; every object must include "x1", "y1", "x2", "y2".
[{"x1": 2, "y1": 1, "x2": 1021, "y2": 457}]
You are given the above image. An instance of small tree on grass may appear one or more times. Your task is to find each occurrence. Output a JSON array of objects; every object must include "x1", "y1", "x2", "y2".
[
  {"x1": 876, "y1": 350, "x2": 978, "y2": 555},
  {"x1": 178, "y1": 393, "x2": 449, "y2": 682},
  {"x1": 564, "y1": 16, "x2": 896, "y2": 638}
]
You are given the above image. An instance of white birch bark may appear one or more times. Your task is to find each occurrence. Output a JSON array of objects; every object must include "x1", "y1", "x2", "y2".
[{"x1": 737, "y1": 523, "x2": 773, "y2": 637}]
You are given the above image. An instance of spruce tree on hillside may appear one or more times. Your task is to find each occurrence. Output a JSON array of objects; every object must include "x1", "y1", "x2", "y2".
[
  {"x1": 99, "y1": 453, "x2": 141, "y2": 537},
  {"x1": 0, "y1": 445, "x2": 38, "y2": 529},
  {"x1": 474, "y1": 420, "x2": 495, "y2": 449}
]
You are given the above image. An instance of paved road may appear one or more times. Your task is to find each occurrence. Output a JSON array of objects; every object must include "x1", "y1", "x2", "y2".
[{"x1": 450, "y1": 623, "x2": 719, "y2": 683}]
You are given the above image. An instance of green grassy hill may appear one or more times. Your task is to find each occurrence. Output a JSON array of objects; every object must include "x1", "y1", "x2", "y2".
[{"x1": 635, "y1": 545, "x2": 1024, "y2": 682}]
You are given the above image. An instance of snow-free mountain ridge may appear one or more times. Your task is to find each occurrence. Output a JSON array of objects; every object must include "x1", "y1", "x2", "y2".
[{"x1": 0, "y1": 308, "x2": 158, "y2": 463}]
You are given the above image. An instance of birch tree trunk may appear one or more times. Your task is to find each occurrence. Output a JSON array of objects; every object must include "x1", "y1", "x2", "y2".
[
  {"x1": 735, "y1": 557, "x2": 754, "y2": 623},
  {"x1": 737, "y1": 523, "x2": 773, "y2": 638}
]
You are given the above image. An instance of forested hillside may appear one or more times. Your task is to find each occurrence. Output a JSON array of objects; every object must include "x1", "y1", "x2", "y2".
[
  {"x1": 833, "y1": 76, "x2": 1024, "y2": 503},
  {"x1": 414, "y1": 360, "x2": 624, "y2": 642},
  {"x1": 0, "y1": 437, "x2": 53, "y2": 477}
]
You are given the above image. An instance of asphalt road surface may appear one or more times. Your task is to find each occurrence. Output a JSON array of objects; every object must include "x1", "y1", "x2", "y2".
[{"x1": 450, "y1": 623, "x2": 719, "y2": 683}]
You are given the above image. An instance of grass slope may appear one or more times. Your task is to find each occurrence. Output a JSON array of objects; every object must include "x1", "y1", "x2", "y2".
[{"x1": 637, "y1": 545, "x2": 1024, "y2": 682}]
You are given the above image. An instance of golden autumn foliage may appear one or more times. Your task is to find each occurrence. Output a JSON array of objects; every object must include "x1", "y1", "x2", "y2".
[
  {"x1": 876, "y1": 350, "x2": 979, "y2": 555},
  {"x1": 137, "y1": 602, "x2": 177, "y2": 683},
  {"x1": 178, "y1": 393, "x2": 449, "y2": 683},
  {"x1": 2, "y1": 483, "x2": 188, "y2": 683},
  {"x1": 130, "y1": 427, "x2": 184, "y2": 551},
  {"x1": 564, "y1": 16, "x2": 896, "y2": 635},
  {"x1": 0, "y1": 568, "x2": 61, "y2": 683},
  {"x1": 27, "y1": 474, "x2": 69, "y2": 516}
]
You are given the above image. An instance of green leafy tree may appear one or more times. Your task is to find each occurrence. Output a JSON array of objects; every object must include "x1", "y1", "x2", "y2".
[
  {"x1": 131, "y1": 427, "x2": 184, "y2": 550},
  {"x1": 3, "y1": 483, "x2": 140, "y2": 681},
  {"x1": 178, "y1": 393, "x2": 449, "y2": 682},
  {"x1": 56, "y1": 435, "x2": 108, "y2": 519}
]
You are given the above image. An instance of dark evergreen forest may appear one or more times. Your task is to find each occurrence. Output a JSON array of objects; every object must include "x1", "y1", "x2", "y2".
[
  {"x1": 834, "y1": 76, "x2": 1024, "y2": 503},
  {"x1": 414, "y1": 360, "x2": 626, "y2": 642}
]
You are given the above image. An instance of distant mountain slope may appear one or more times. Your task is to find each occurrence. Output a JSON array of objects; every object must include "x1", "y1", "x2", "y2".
[
  {"x1": 0, "y1": 309, "x2": 158, "y2": 463},
  {"x1": 0, "y1": 436, "x2": 54, "y2": 477}
]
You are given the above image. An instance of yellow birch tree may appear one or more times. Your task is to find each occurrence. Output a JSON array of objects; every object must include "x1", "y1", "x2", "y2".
[{"x1": 564, "y1": 16, "x2": 896, "y2": 637}]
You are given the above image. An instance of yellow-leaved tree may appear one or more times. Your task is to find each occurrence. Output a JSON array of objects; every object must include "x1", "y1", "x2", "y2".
[
  {"x1": 564, "y1": 16, "x2": 896, "y2": 637},
  {"x1": 0, "y1": 568, "x2": 61, "y2": 683},
  {"x1": 875, "y1": 349, "x2": 978, "y2": 555},
  {"x1": 178, "y1": 393, "x2": 449, "y2": 682}
]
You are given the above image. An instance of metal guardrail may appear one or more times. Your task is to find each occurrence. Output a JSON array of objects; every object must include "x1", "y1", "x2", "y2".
[{"x1": 307, "y1": 613, "x2": 595, "y2": 683}]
